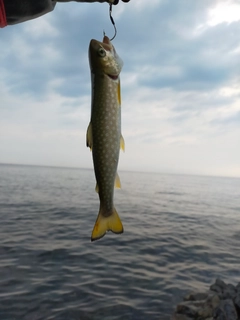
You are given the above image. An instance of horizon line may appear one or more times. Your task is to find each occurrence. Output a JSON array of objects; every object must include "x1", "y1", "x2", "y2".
[{"x1": 0, "y1": 162, "x2": 239, "y2": 180}]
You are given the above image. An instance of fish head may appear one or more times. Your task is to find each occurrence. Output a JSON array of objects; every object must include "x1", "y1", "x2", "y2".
[{"x1": 89, "y1": 36, "x2": 123, "y2": 79}]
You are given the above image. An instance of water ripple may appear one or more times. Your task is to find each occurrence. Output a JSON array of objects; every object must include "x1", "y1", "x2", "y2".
[{"x1": 0, "y1": 165, "x2": 240, "y2": 319}]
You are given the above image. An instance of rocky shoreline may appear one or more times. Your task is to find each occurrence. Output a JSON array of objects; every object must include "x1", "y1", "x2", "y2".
[{"x1": 173, "y1": 279, "x2": 240, "y2": 320}]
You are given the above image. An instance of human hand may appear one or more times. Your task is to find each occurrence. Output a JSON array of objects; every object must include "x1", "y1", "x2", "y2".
[{"x1": 56, "y1": 0, "x2": 130, "y2": 4}]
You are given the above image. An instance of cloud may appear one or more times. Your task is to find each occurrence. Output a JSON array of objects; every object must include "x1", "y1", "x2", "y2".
[
  {"x1": 207, "y1": 0, "x2": 240, "y2": 26},
  {"x1": 0, "y1": 0, "x2": 240, "y2": 177}
]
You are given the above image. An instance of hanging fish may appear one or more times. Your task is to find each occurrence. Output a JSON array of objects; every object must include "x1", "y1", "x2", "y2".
[{"x1": 86, "y1": 35, "x2": 125, "y2": 241}]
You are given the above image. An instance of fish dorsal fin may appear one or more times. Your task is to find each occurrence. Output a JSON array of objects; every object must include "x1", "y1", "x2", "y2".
[
  {"x1": 120, "y1": 135, "x2": 125, "y2": 151},
  {"x1": 86, "y1": 122, "x2": 93, "y2": 150},
  {"x1": 115, "y1": 172, "x2": 121, "y2": 189}
]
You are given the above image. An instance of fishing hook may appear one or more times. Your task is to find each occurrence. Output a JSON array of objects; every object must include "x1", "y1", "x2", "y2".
[{"x1": 109, "y1": 3, "x2": 117, "y2": 41}]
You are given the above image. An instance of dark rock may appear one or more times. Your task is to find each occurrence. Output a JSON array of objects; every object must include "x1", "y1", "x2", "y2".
[
  {"x1": 215, "y1": 278, "x2": 227, "y2": 290},
  {"x1": 208, "y1": 290, "x2": 221, "y2": 298},
  {"x1": 174, "y1": 280, "x2": 240, "y2": 320},
  {"x1": 213, "y1": 299, "x2": 238, "y2": 320},
  {"x1": 176, "y1": 301, "x2": 198, "y2": 317},
  {"x1": 227, "y1": 284, "x2": 236, "y2": 292},
  {"x1": 222, "y1": 285, "x2": 237, "y2": 300},
  {"x1": 210, "y1": 279, "x2": 229, "y2": 298},
  {"x1": 210, "y1": 284, "x2": 223, "y2": 295},
  {"x1": 184, "y1": 291, "x2": 208, "y2": 301},
  {"x1": 207, "y1": 293, "x2": 221, "y2": 309},
  {"x1": 172, "y1": 314, "x2": 193, "y2": 320},
  {"x1": 196, "y1": 293, "x2": 220, "y2": 319},
  {"x1": 197, "y1": 305, "x2": 212, "y2": 318},
  {"x1": 234, "y1": 292, "x2": 240, "y2": 315},
  {"x1": 236, "y1": 282, "x2": 240, "y2": 293}
]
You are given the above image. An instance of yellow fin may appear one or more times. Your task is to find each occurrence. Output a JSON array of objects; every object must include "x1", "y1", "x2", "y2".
[
  {"x1": 91, "y1": 207, "x2": 123, "y2": 241},
  {"x1": 118, "y1": 80, "x2": 121, "y2": 105},
  {"x1": 86, "y1": 122, "x2": 93, "y2": 150},
  {"x1": 95, "y1": 183, "x2": 99, "y2": 193},
  {"x1": 120, "y1": 135, "x2": 125, "y2": 151},
  {"x1": 115, "y1": 172, "x2": 121, "y2": 189}
]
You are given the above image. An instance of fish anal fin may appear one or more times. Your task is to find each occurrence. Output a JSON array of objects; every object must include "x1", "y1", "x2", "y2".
[
  {"x1": 91, "y1": 207, "x2": 123, "y2": 242},
  {"x1": 86, "y1": 122, "x2": 93, "y2": 150},
  {"x1": 115, "y1": 172, "x2": 121, "y2": 189},
  {"x1": 120, "y1": 135, "x2": 125, "y2": 152}
]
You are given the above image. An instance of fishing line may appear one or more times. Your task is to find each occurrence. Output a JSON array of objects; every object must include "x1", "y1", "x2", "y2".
[{"x1": 109, "y1": 3, "x2": 117, "y2": 41}]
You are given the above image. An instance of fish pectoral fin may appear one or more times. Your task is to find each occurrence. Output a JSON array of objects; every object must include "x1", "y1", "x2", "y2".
[
  {"x1": 115, "y1": 172, "x2": 121, "y2": 189},
  {"x1": 120, "y1": 134, "x2": 125, "y2": 152},
  {"x1": 91, "y1": 207, "x2": 123, "y2": 242},
  {"x1": 95, "y1": 183, "x2": 99, "y2": 193},
  {"x1": 118, "y1": 81, "x2": 121, "y2": 105},
  {"x1": 86, "y1": 122, "x2": 93, "y2": 150}
]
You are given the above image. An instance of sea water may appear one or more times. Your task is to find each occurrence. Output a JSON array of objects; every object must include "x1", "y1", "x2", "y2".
[{"x1": 0, "y1": 164, "x2": 240, "y2": 320}]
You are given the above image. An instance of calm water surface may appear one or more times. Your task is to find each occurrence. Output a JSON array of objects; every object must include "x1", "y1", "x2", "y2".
[{"x1": 0, "y1": 164, "x2": 240, "y2": 320}]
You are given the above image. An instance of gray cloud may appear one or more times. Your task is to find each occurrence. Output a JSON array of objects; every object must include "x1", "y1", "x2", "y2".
[
  {"x1": 0, "y1": 0, "x2": 240, "y2": 176},
  {"x1": 1, "y1": 1, "x2": 239, "y2": 97},
  {"x1": 117, "y1": 1, "x2": 240, "y2": 94}
]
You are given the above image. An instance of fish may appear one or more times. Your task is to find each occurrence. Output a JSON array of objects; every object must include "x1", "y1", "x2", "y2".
[{"x1": 86, "y1": 35, "x2": 125, "y2": 242}]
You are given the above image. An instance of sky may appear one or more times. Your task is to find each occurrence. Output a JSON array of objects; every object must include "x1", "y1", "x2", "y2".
[{"x1": 0, "y1": 0, "x2": 240, "y2": 177}]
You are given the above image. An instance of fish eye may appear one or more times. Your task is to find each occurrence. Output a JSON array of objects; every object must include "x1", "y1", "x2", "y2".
[{"x1": 98, "y1": 47, "x2": 106, "y2": 57}]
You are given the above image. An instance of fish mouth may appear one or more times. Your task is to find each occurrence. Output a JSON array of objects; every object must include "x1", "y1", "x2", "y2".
[{"x1": 107, "y1": 74, "x2": 119, "y2": 80}]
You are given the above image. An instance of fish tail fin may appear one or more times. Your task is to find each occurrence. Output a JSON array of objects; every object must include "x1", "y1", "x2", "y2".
[{"x1": 91, "y1": 207, "x2": 123, "y2": 242}]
